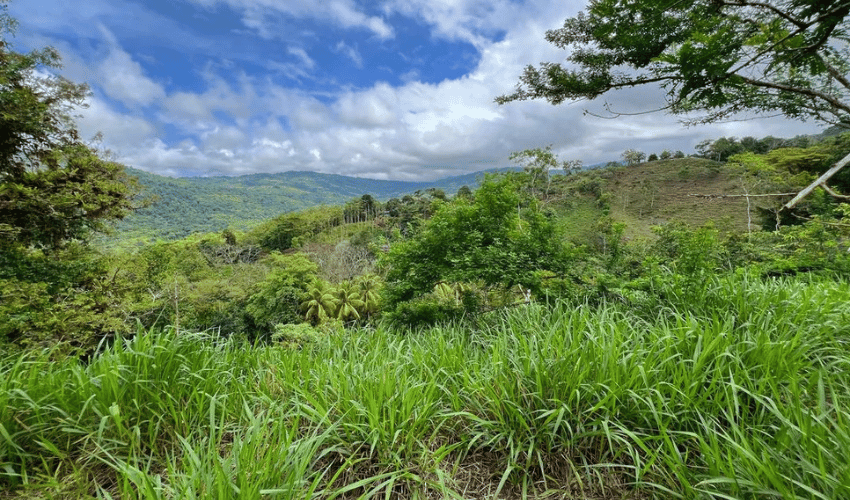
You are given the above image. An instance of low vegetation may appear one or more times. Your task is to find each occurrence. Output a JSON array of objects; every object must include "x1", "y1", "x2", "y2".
[{"x1": 2, "y1": 272, "x2": 849, "y2": 499}]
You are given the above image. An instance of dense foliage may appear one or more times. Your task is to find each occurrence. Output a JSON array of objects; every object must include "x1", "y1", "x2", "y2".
[
  {"x1": 110, "y1": 167, "x2": 494, "y2": 243},
  {"x1": 0, "y1": 2, "x2": 139, "y2": 353},
  {"x1": 498, "y1": 0, "x2": 850, "y2": 127}
]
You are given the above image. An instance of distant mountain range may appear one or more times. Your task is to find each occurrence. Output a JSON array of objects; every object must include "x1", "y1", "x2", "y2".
[{"x1": 111, "y1": 167, "x2": 518, "y2": 242}]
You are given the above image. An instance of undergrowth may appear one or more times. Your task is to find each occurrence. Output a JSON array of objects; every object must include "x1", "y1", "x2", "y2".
[{"x1": 1, "y1": 273, "x2": 849, "y2": 499}]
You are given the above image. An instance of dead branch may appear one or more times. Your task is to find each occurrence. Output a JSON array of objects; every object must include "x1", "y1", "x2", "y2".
[
  {"x1": 783, "y1": 151, "x2": 850, "y2": 210},
  {"x1": 687, "y1": 192, "x2": 797, "y2": 199},
  {"x1": 821, "y1": 184, "x2": 850, "y2": 200}
]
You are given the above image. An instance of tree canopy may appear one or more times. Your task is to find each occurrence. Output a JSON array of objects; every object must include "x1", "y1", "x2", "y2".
[
  {"x1": 381, "y1": 175, "x2": 566, "y2": 307},
  {"x1": 497, "y1": 0, "x2": 850, "y2": 127},
  {"x1": 0, "y1": 1, "x2": 137, "y2": 249}
]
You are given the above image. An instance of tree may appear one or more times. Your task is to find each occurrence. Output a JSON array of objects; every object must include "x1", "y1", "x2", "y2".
[
  {"x1": 497, "y1": 0, "x2": 850, "y2": 127},
  {"x1": 509, "y1": 146, "x2": 560, "y2": 198},
  {"x1": 0, "y1": 2, "x2": 138, "y2": 249},
  {"x1": 301, "y1": 280, "x2": 337, "y2": 324},
  {"x1": 356, "y1": 273, "x2": 382, "y2": 319},
  {"x1": 563, "y1": 159, "x2": 583, "y2": 175},
  {"x1": 622, "y1": 149, "x2": 646, "y2": 166},
  {"x1": 0, "y1": 2, "x2": 141, "y2": 352},
  {"x1": 381, "y1": 175, "x2": 566, "y2": 307},
  {"x1": 245, "y1": 252, "x2": 318, "y2": 334},
  {"x1": 456, "y1": 185, "x2": 473, "y2": 199},
  {"x1": 332, "y1": 281, "x2": 364, "y2": 322},
  {"x1": 696, "y1": 137, "x2": 746, "y2": 162}
]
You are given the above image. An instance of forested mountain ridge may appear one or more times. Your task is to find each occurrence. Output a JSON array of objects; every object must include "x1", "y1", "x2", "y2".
[
  {"x1": 111, "y1": 167, "x2": 505, "y2": 242},
  {"x1": 114, "y1": 129, "x2": 842, "y2": 245}
]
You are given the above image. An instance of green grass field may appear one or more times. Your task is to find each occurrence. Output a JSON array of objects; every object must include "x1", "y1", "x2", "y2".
[{"x1": 2, "y1": 272, "x2": 849, "y2": 499}]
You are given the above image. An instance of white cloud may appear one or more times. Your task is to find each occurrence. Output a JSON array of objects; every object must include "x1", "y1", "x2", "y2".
[
  {"x1": 97, "y1": 43, "x2": 166, "y2": 107},
  {"x1": 334, "y1": 82, "x2": 398, "y2": 127},
  {"x1": 189, "y1": 0, "x2": 394, "y2": 39},
  {"x1": 382, "y1": 0, "x2": 535, "y2": 48},
  {"x1": 333, "y1": 41, "x2": 363, "y2": 68},
  {"x1": 287, "y1": 47, "x2": 316, "y2": 70},
  {"x1": 28, "y1": 0, "x2": 825, "y2": 182},
  {"x1": 77, "y1": 97, "x2": 157, "y2": 148}
]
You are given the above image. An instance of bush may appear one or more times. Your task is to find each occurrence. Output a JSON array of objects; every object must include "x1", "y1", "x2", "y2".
[
  {"x1": 386, "y1": 283, "x2": 484, "y2": 328},
  {"x1": 271, "y1": 323, "x2": 322, "y2": 348}
]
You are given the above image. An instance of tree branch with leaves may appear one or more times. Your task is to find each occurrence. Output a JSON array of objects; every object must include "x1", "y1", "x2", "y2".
[
  {"x1": 497, "y1": 0, "x2": 850, "y2": 210},
  {"x1": 497, "y1": 0, "x2": 850, "y2": 126}
]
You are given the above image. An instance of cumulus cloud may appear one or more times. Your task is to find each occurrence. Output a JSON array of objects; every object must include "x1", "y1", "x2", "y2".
[
  {"x1": 76, "y1": 97, "x2": 157, "y2": 148},
  {"x1": 97, "y1": 39, "x2": 166, "y2": 106},
  {"x1": 21, "y1": 0, "x2": 825, "y2": 181}
]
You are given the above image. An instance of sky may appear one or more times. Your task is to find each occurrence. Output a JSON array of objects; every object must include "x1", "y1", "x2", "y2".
[{"x1": 11, "y1": 0, "x2": 824, "y2": 181}]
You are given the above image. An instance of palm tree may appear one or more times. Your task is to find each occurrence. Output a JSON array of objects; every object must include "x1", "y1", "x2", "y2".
[
  {"x1": 333, "y1": 281, "x2": 365, "y2": 323},
  {"x1": 301, "y1": 280, "x2": 337, "y2": 324},
  {"x1": 356, "y1": 274, "x2": 382, "y2": 319}
]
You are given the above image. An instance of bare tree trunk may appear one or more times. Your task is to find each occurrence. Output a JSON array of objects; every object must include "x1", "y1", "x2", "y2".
[{"x1": 783, "y1": 151, "x2": 850, "y2": 210}]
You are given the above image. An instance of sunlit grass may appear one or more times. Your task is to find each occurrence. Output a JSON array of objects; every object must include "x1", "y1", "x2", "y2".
[{"x1": 2, "y1": 273, "x2": 849, "y2": 498}]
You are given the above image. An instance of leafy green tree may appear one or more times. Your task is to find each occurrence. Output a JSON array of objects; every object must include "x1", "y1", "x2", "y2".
[
  {"x1": 0, "y1": 4, "x2": 138, "y2": 249},
  {"x1": 563, "y1": 159, "x2": 583, "y2": 175},
  {"x1": 382, "y1": 175, "x2": 566, "y2": 308},
  {"x1": 355, "y1": 273, "x2": 382, "y2": 319},
  {"x1": 332, "y1": 281, "x2": 364, "y2": 322},
  {"x1": 245, "y1": 252, "x2": 318, "y2": 335},
  {"x1": 0, "y1": 3, "x2": 140, "y2": 352},
  {"x1": 696, "y1": 137, "x2": 746, "y2": 162},
  {"x1": 510, "y1": 146, "x2": 559, "y2": 197},
  {"x1": 455, "y1": 185, "x2": 473, "y2": 199},
  {"x1": 497, "y1": 1, "x2": 850, "y2": 129}
]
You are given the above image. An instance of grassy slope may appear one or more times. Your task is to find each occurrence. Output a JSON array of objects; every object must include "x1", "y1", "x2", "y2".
[
  {"x1": 607, "y1": 158, "x2": 751, "y2": 238},
  {"x1": 544, "y1": 158, "x2": 756, "y2": 244}
]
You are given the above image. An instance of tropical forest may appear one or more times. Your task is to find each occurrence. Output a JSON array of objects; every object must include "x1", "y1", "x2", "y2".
[{"x1": 3, "y1": 1, "x2": 850, "y2": 499}]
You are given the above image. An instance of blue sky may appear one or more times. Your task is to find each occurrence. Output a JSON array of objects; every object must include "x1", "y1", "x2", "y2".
[{"x1": 11, "y1": 0, "x2": 822, "y2": 180}]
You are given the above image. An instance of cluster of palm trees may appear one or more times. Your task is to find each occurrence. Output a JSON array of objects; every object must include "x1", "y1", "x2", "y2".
[{"x1": 301, "y1": 274, "x2": 382, "y2": 324}]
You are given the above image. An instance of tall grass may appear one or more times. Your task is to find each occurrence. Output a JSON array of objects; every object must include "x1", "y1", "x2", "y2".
[{"x1": 1, "y1": 273, "x2": 848, "y2": 498}]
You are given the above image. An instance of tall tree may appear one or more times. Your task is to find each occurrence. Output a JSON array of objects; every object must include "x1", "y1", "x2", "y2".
[
  {"x1": 497, "y1": 0, "x2": 850, "y2": 125},
  {"x1": 0, "y1": 1, "x2": 137, "y2": 250},
  {"x1": 510, "y1": 146, "x2": 560, "y2": 198}
]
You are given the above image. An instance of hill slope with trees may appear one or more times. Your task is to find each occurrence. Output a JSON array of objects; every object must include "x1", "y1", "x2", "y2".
[{"x1": 109, "y1": 167, "x2": 504, "y2": 243}]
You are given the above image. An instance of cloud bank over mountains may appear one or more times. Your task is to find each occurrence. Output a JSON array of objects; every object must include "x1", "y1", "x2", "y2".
[{"x1": 15, "y1": 0, "x2": 821, "y2": 180}]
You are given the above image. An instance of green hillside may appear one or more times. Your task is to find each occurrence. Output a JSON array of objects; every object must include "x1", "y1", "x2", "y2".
[
  {"x1": 108, "y1": 155, "x2": 800, "y2": 246},
  {"x1": 109, "y1": 168, "x2": 499, "y2": 243}
]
